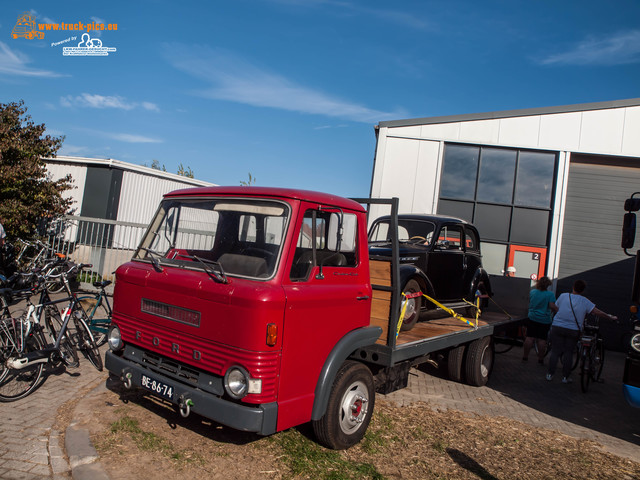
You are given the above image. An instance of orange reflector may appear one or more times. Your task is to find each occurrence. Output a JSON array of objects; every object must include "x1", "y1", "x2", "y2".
[
  {"x1": 266, "y1": 323, "x2": 277, "y2": 346},
  {"x1": 631, "y1": 305, "x2": 638, "y2": 314}
]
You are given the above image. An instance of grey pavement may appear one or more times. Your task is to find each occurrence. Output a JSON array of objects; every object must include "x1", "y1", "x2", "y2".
[
  {"x1": 384, "y1": 344, "x2": 640, "y2": 461},
  {"x1": 0, "y1": 348, "x2": 107, "y2": 479},
  {"x1": 1, "y1": 340, "x2": 639, "y2": 480}
]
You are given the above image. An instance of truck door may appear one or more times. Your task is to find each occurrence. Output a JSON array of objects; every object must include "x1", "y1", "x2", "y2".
[{"x1": 278, "y1": 205, "x2": 370, "y2": 431}]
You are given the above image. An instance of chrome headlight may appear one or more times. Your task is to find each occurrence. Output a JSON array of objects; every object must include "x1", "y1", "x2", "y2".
[
  {"x1": 108, "y1": 325, "x2": 123, "y2": 351},
  {"x1": 632, "y1": 333, "x2": 640, "y2": 353},
  {"x1": 224, "y1": 366, "x2": 249, "y2": 399}
]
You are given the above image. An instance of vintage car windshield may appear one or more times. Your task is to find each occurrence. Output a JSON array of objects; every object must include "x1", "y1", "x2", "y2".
[
  {"x1": 369, "y1": 219, "x2": 437, "y2": 245},
  {"x1": 134, "y1": 198, "x2": 290, "y2": 280}
]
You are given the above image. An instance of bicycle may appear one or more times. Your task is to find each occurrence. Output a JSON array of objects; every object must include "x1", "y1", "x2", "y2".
[
  {"x1": 578, "y1": 316, "x2": 605, "y2": 393},
  {"x1": 77, "y1": 280, "x2": 113, "y2": 346},
  {"x1": 0, "y1": 263, "x2": 103, "y2": 402}
]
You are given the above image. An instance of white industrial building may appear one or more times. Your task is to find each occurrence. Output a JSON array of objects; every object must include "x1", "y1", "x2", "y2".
[
  {"x1": 371, "y1": 98, "x2": 640, "y2": 348},
  {"x1": 45, "y1": 156, "x2": 215, "y2": 284}
]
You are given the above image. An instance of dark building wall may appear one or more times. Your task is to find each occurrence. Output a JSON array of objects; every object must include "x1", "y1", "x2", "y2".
[{"x1": 80, "y1": 166, "x2": 123, "y2": 220}]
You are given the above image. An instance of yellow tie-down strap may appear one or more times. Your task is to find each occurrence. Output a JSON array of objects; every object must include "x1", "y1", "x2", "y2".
[{"x1": 397, "y1": 291, "x2": 480, "y2": 337}]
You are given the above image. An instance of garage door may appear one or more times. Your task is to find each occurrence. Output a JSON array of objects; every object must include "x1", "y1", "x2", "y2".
[{"x1": 557, "y1": 156, "x2": 640, "y2": 349}]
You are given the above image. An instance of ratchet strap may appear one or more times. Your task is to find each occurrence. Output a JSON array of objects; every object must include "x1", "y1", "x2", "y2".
[{"x1": 397, "y1": 291, "x2": 480, "y2": 337}]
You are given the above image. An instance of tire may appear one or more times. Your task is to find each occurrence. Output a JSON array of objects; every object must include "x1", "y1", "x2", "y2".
[
  {"x1": 79, "y1": 297, "x2": 110, "y2": 347},
  {"x1": 580, "y1": 348, "x2": 591, "y2": 393},
  {"x1": 44, "y1": 306, "x2": 79, "y2": 368},
  {"x1": 45, "y1": 265, "x2": 66, "y2": 294},
  {"x1": 312, "y1": 361, "x2": 375, "y2": 450},
  {"x1": 594, "y1": 341, "x2": 605, "y2": 382},
  {"x1": 0, "y1": 324, "x2": 45, "y2": 402},
  {"x1": 447, "y1": 345, "x2": 465, "y2": 382},
  {"x1": 73, "y1": 314, "x2": 103, "y2": 371},
  {"x1": 464, "y1": 336, "x2": 494, "y2": 386},
  {"x1": 571, "y1": 341, "x2": 580, "y2": 371},
  {"x1": 400, "y1": 279, "x2": 422, "y2": 332}
]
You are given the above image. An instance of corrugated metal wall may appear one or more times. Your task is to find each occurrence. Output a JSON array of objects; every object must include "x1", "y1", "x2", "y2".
[
  {"x1": 116, "y1": 171, "x2": 201, "y2": 224},
  {"x1": 557, "y1": 158, "x2": 640, "y2": 348},
  {"x1": 45, "y1": 162, "x2": 88, "y2": 215}
]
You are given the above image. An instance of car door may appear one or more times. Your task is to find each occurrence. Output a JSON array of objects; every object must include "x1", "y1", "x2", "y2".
[{"x1": 426, "y1": 224, "x2": 465, "y2": 301}]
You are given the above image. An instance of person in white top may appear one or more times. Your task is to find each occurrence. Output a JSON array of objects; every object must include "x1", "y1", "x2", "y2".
[{"x1": 546, "y1": 279, "x2": 617, "y2": 383}]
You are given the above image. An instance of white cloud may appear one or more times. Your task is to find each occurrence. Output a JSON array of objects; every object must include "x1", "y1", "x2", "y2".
[
  {"x1": 60, "y1": 94, "x2": 159, "y2": 112},
  {"x1": 539, "y1": 30, "x2": 640, "y2": 66},
  {"x1": 108, "y1": 133, "x2": 163, "y2": 143},
  {"x1": 0, "y1": 42, "x2": 64, "y2": 77},
  {"x1": 90, "y1": 16, "x2": 105, "y2": 37},
  {"x1": 165, "y1": 45, "x2": 404, "y2": 123}
]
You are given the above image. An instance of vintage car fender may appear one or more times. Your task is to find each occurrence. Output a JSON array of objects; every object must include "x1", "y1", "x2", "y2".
[
  {"x1": 398, "y1": 264, "x2": 434, "y2": 299},
  {"x1": 467, "y1": 267, "x2": 493, "y2": 299}
]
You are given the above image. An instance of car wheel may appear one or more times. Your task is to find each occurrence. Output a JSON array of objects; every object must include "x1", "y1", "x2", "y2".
[
  {"x1": 400, "y1": 279, "x2": 422, "y2": 332},
  {"x1": 447, "y1": 345, "x2": 465, "y2": 382}
]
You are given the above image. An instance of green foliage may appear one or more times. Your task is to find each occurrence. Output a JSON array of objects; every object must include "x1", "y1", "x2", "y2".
[
  {"x1": 177, "y1": 162, "x2": 194, "y2": 178},
  {"x1": 271, "y1": 429, "x2": 384, "y2": 479},
  {"x1": 240, "y1": 172, "x2": 255, "y2": 186},
  {"x1": 0, "y1": 100, "x2": 72, "y2": 239},
  {"x1": 149, "y1": 159, "x2": 167, "y2": 171},
  {"x1": 109, "y1": 415, "x2": 204, "y2": 465}
]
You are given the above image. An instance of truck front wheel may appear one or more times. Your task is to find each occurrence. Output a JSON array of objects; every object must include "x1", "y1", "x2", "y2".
[
  {"x1": 464, "y1": 336, "x2": 494, "y2": 386},
  {"x1": 312, "y1": 361, "x2": 375, "y2": 450}
]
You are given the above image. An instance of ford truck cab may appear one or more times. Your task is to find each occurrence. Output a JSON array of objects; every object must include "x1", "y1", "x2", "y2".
[{"x1": 105, "y1": 187, "x2": 381, "y2": 449}]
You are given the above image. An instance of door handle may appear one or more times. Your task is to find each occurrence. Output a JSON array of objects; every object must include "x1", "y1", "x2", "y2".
[{"x1": 356, "y1": 296, "x2": 370, "y2": 301}]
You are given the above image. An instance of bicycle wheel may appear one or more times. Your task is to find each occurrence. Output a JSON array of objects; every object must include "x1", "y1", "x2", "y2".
[
  {"x1": 78, "y1": 297, "x2": 110, "y2": 347},
  {"x1": 594, "y1": 340, "x2": 605, "y2": 382},
  {"x1": 571, "y1": 341, "x2": 580, "y2": 371},
  {"x1": 73, "y1": 313, "x2": 103, "y2": 371},
  {"x1": 580, "y1": 348, "x2": 591, "y2": 393},
  {"x1": 45, "y1": 265, "x2": 66, "y2": 294},
  {"x1": 44, "y1": 306, "x2": 79, "y2": 368},
  {"x1": 0, "y1": 323, "x2": 45, "y2": 402}
]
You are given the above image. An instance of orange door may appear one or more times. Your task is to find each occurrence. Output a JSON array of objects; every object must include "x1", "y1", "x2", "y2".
[{"x1": 507, "y1": 245, "x2": 547, "y2": 281}]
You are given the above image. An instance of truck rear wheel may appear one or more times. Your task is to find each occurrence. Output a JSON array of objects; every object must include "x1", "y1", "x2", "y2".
[
  {"x1": 312, "y1": 361, "x2": 375, "y2": 450},
  {"x1": 464, "y1": 336, "x2": 494, "y2": 386},
  {"x1": 447, "y1": 345, "x2": 466, "y2": 382},
  {"x1": 400, "y1": 279, "x2": 422, "y2": 331}
]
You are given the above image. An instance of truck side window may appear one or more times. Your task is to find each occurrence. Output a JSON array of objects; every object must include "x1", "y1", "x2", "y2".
[{"x1": 290, "y1": 209, "x2": 357, "y2": 281}]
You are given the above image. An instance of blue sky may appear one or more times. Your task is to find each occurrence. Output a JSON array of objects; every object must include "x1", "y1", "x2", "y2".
[{"x1": 1, "y1": 0, "x2": 639, "y2": 197}]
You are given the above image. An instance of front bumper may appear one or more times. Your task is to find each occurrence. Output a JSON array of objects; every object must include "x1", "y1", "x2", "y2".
[
  {"x1": 105, "y1": 350, "x2": 278, "y2": 435},
  {"x1": 623, "y1": 355, "x2": 640, "y2": 408}
]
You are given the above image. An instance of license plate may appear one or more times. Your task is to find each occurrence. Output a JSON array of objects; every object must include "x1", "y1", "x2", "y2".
[{"x1": 141, "y1": 374, "x2": 174, "y2": 401}]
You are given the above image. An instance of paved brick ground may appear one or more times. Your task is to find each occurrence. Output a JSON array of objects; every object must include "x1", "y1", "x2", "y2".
[
  {"x1": 0, "y1": 351, "x2": 107, "y2": 479},
  {"x1": 1, "y1": 331, "x2": 639, "y2": 479},
  {"x1": 383, "y1": 344, "x2": 640, "y2": 461}
]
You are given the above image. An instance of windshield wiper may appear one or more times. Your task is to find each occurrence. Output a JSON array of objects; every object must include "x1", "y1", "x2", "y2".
[
  {"x1": 173, "y1": 253, "x2": 228, "y2": 284},
  {"x1": 139, "y1": 247, "x2": 164, "y2": 272}
]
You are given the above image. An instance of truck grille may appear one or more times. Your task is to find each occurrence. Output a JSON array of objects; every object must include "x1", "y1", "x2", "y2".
[{"x1": 141, "y1": 299, "x2": 201, "y2": 327}]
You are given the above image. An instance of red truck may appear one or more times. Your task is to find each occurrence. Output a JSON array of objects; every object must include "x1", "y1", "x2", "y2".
[{"x1": 105, "y1": 187, "x2": 516, "y2": 449}]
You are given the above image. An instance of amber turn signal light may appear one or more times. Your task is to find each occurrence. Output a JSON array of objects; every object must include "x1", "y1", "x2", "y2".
[
  {"x1": 630, "y1": 305, "x2": 638, "y2": 314},
  {"x1": 266, "y1": 323, "x2": 277, "y2": 346}
]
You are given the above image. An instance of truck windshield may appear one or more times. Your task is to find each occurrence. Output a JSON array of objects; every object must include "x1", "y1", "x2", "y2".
[
  {"x1": 369, "y1": 219, "x2": 436, "y2": 245},
  {"x1": 134, "y1": 198, "x2": 290, "y2": 280}
]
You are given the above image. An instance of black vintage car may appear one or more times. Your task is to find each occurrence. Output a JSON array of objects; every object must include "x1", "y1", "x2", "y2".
[{"x1": 368, "y1": 214, "x2": 492, "y2": 331}]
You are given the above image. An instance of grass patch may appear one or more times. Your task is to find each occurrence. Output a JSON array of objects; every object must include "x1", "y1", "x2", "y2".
[
  {"x1": 271, "y1": 429, "x2": 384, "y2": 480},
  {"x1": 108, "y1": 415, "x2": 204, "y2": 466}
]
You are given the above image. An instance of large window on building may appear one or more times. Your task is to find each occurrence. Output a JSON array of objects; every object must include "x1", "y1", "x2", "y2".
[{"x1": 437, "y1": 144, "x2": 557, "y2": 275}]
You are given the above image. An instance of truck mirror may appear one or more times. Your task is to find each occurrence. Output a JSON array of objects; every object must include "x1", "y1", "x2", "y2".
[{"x1": 622, "y1": 212, "x2": 636, "y2": 249}]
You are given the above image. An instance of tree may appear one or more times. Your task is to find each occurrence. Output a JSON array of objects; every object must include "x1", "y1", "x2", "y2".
[
  {"x1": 240, "y1": 173, "x2": 256, "y2": 186},
  {"x1": 177, "y1": 162, "x2": 194, "y2": 178},
  {"x1": 149, "y1": 159, "x2": 167, "y2": 171},
  {"x1": 0, "y1": 100, "x2": 72, "y2": 239}
]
